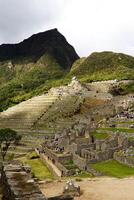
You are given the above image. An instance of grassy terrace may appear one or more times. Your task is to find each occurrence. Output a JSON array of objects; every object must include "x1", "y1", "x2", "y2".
[
  {"x1": 18, "y1": 152, "x2": 53, "y2": 180},
  {"x1": 114, "y1": 121, "x2": 134, "y2": 125},
  {"x1": 91, "y1": 131, "x2": 109, "y2": 140},
  {"x1": 63, "y1": 160, "x2": 92, "y2": 178},
  {"x1": 75, "y1": 171, "x2": 92, "y2": 178},
  {"x1": 97, "y1": 127, "x2": 134, "y2": 134},
  {"x1": 63, "y1": 160, "x2": 78, "y2": 170},
  {"x1": 91, "y1": 160, "x2": 134, "y2": 178}
]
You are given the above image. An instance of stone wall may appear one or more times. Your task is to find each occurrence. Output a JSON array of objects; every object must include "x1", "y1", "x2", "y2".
[
  {"x1": 55, "y1": 162, "x2": 73, "y2": 176},
  {"x1": 36, "y1": 151, "x2": 60, "y2": 177},
  {"x1": 73, "y1": 154, "x2": 87, "y2": 170},
  {"x1": 1, "y1": 163, "x2": 46, "y2": 200},
  {"x1": 37, "y1": 149, "x2": 72, "y2": 177},
  {"x1": 72, "y1": 153, "x2": 101, "y2": 176},
  {"x1": 95, "y1": 150, "x2": 114, "y2": 162},
  {"x1": 128, "y1": 139, "x2": 134, "y2": 147},
  {"x1": 114, "y1": 152, "x2": 134, "y2": 168},
  {"x1": 88, "y1": 101, "x2": 116, "y2": 121},
  {"x1": 48, "y1": 195, "x2": 74, "y2": 200},
  {"x1": 44, "y1": 147, "x2": 72, "y2": 164},
  {"x1": 87, "y1": 165, "x2": 101, "y2": 176},
  {"x1": 81, "y1": 148, "x2": 114, "y2": 163}
]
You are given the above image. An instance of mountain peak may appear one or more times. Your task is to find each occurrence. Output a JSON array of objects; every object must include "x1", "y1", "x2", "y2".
[{"x1": 0, "y1": 29, "x2": 79, "y2": 69}]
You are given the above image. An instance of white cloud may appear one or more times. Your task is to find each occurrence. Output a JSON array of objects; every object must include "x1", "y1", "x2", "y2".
[
  {"x1": 0, "y1": 0, "x2": 134, "y2": 56},
  {"x1": 57, "y1": 0, "x2": 134, "y2": 56},
  {"x1": 0, "y1": 0, "x2": 64, "y2": 43}
]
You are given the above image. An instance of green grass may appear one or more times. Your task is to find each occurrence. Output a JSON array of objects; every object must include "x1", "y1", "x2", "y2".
[
  {"x1": 0, "y1": 51, "x2": 134, "y2": 111},
  {"x1": 97, "y1": 127, "x2": 134, "y2": 134},
  {"x1": 91, "y1": 131, "x2": 109, "y2": 140},
  {"x1": 115, "y1": 121, "x2": 134, "y2": 124},
  {"x1": 18, "y1": 153, "x2": 53, "y2": 180},
  {"x1": 63, "y1": 160, "x2": 78, "y2": 170},
  {"x1": 109, "y1": 82, "x2": 134, "y2": 95},
  {"x1": 0, "y1": 53, "x2": 69, "y2": 111},
  {"x1": 63, "y1": 160, "x2": 92, "y2": 178},
  {"x1": 69, "y1": 52, "x2": 134, "y2": 82},
  {"x1": 76, "y1": 171, "x2": 92, "y2": 178},
  {"x1": 128, "y1": 137, "x2": 134, "y2": 142},
  {"x1": 91, "y1": 159, "x2": 134, "y2": 178}
]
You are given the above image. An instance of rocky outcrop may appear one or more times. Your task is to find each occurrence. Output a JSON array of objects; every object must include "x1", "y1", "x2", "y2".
[
  {"x1": 0, "y1": 29, "x2": 79, "y2": 69},
  {"x1": 63, "y1": 180, "x2": 80, "y2": 197},
  {"x1": 1, "y1": 163, "x2": 46, "y2": 200}
]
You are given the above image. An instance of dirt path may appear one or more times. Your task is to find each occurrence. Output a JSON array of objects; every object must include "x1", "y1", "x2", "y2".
[{"x1": 39, "y1": 177, "x2": 134, "y2": 200}]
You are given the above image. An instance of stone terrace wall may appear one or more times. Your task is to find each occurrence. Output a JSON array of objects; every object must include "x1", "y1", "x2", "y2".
[
  {"x1": 114, "y1": 152, "x2": 134, "y2": 168},
  {"x1": 48, "y1": 195, "x2": 74, "y2": 200},
  {"x1": 56, "y1": 162, "x2": 72, "y2": 176},
  {"x1": 73, "y1": 154, "x2": 87, "y2": 170},
  {"x1": 72, "y1": 153, "x2": 101, "y2": 176},
  {"x1": 37, "y1": 149, "x2": 71, "y2": 177},
  {"x1": 1, "y1": 163, "x2": 46, "y2": 200}
]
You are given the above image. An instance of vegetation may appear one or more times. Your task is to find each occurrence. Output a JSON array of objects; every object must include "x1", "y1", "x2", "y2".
[
  {"x1": 91, "y1": 159, "x2": 134, "y2": 178},
  {"x1": 0, "y1": 29, "x2": 79, "y2": 111},
  {"x1": 0, "y1": 51, "x2": 134, "y2": 111},
  {"x1": 115, "y1": 121, "x2": 134, "y2": 124},
  {"x1": 63, "y1": 160, "x2": 78, "y2": 170},
  {"x1": 91, "y1": 131, "x2": 109, "y2": 140},
  {"x1": 18, "y1": 152, "x2": 53, "y2": 180},
  {"x1": 97, "y1": 127, "x2": 134, "y2": 134},
  {"x1": 0, "y1": 54, "x2": 69, "y2": 111},
  {"x1": 128, "y1": 137, "x2": 134, "y2": 142},
  {"x1": 109, "y1": 82, "x2": 134, "y2": 95},
  {"x1": 75, "y1": 171, "x2": 92, "y2": 178},
  {"x1": 0, "y1": 128, "x2": 21, "y2": 161},
  {"x1": 69, "y1": 51, "x2": 134, "y2": 81}
]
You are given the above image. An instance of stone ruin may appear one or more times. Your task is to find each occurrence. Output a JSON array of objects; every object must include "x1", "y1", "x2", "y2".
[
  {"x1": 114, "y1": 146, "x2": 134, "y2": 168},
  {"x1": 63, "y1": 180, "x2": 80, "y2": 197},
  {"x1": 0, "y1": 161, "x2": 76, "y2": 200},
  {"x1": 1, "y1": 162, "x2": 46, "y2": 200},
  {"x1": 39, "y1": 122, "x2": 129, "y2": 177}
]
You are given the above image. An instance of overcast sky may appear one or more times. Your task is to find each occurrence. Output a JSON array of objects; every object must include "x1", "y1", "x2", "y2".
[{"x1": 0, "y1": 0, "x2": 134, "y2": 56}]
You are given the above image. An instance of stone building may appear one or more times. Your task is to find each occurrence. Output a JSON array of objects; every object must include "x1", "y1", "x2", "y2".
[{"x1": 40, "y1": 125, "x2": 129, "y2": 176}]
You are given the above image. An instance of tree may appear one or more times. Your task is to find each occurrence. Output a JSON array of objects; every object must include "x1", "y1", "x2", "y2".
[{"x1": 0, "y1": 128, "x2": 22, "y2": 161}]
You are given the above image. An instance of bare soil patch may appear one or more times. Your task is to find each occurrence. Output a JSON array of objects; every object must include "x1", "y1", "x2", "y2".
[{"x1": 39, "y1": 177, "x2": 134, "y2": 200}]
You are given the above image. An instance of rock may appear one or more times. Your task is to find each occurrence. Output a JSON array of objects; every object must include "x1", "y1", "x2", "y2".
[
  {"x1": 63, "y1": 180, "x2": 80, "y2": 197},
  {"x1": 1, "y1": 163, "x2": 46, "y2": 200},
  {"x1": 0, "y1": 29, "x2": 79, "y2": 69}
]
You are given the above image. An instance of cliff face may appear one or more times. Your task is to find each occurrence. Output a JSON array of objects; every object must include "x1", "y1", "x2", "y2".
[{"x1": 0, "y1": 28, "x2": 79, "y2": 69}]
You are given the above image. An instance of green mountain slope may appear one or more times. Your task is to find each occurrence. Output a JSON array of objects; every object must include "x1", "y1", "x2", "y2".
[
  {"x1": 0, "y1": 29, "x2": 79, "y2": 111},
  {"x1": 0, "y1": 30, "x2": 134, "y2": 112},
  {"x1": 70, "y1": 51, "x2": 134, "y2": 81}
]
